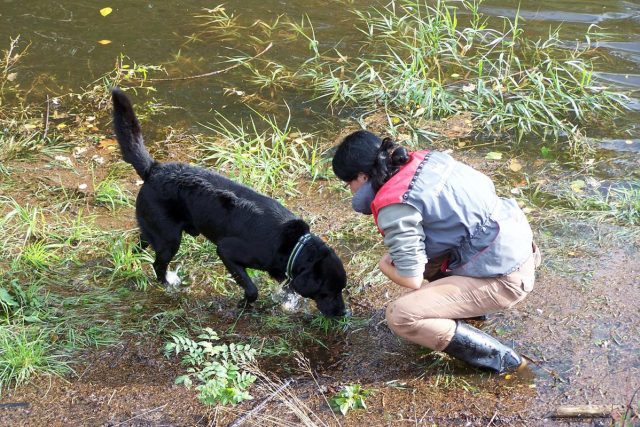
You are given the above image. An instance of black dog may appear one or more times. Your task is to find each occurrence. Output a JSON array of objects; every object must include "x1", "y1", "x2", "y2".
[{"x1": 111, "y1": 88, "x2": 346, "y2": 317}]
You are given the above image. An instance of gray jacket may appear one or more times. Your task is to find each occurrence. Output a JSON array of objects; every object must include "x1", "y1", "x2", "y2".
[{"x1": 374, "y1": 151, "x2": 533, "y2": 278}]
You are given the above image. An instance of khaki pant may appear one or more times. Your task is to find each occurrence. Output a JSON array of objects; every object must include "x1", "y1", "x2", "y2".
[{"x1": 385, "y1": 244, "x2": 541, "y2": 351}]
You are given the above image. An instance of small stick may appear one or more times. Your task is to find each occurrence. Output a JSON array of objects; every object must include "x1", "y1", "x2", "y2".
[
  {"x1": 227, "y1": 378, "x2": 294, "y2": 427},
  {"x1": 43, "y1": 94, "x2": 50, "y2": 140},
  {"x1": 149, "y1": 43, "x2": 273, "y2": 82},
  {"x1": 112, "y1": 403, "x2": 168, "y2": 427},
  {"x1": 0, "y1": 402, "x2": 30, "y2": 409},
  {"x1": 547, "y1": 405, "x2": 625, "y2": 419}
]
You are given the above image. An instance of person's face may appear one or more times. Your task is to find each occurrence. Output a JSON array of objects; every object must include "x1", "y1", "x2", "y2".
[{"x1": 347, "y1": 173, "x2": 369, "y2": 195}]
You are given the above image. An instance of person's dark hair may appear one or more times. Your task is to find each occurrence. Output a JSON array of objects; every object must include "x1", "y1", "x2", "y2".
[{"x1": 332, "y1": 130, "x2": 410, "y2": 192}]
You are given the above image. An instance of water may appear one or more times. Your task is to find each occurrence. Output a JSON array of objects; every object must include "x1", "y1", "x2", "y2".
[{"x1": 1, "y1": 1, "x2": 638, "y2": 159}]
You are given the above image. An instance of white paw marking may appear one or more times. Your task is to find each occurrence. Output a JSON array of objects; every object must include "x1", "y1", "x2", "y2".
[{"x1": 165, "y1": 269, "x2": 182, "y2": 287}]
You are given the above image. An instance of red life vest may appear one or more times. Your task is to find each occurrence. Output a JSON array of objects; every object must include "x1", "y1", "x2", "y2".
[{"x1": 370, "y1": 150, "x2": 429, "y2": 234}]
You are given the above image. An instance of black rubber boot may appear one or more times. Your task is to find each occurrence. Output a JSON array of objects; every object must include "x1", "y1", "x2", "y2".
[{"x1": 443, "y1": 321, "x2": 523, "y2": 374}]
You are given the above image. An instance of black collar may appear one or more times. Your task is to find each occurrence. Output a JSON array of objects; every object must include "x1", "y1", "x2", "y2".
[{"x1": 285, "y1": 233, "x2": 312, "y2": 279}]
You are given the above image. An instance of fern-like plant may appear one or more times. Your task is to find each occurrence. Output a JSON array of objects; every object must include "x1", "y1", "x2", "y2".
[{"x1": 165, "y1": 327, "x2": 257, "y2": 406}]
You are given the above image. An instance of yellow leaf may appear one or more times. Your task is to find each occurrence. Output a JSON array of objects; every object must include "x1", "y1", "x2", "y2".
[
  {"x1": 505, "y1": 374, "x2": 513, "y2": 380},
  {"x1": 570, "y1": 180, "x2": 586, "y2": 193},
  {"x1": 98, "y1": 138, "x2": 118, "y2": 150},
  {"x1": 509, "y1": 159, "x2": 523, "y2": 172},
  {"x1": 97, "y1": 39, "x2": 112, "y2": 45},
  {"x1": 56, "y1": 123, "x2": 67, "y2": 130},
  {"x1": 485, "y1": 151, "x2": 502, "y2": 160},
  {"x1": 391, "y1": 117, "x2": 401, "y2": 125},
  {"x1": 99, "y1": 7, "x2": 113, "y2": 17}
]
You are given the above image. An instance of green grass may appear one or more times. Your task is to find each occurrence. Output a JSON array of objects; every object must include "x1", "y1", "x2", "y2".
[
  {"x1": 104, "y1": 235, "x2": 154, "y2": 289},
  {"x1": 0, "y1": 326, "x2": 70, "y2": 393},
  {"x1": 198, "y1": 110, "x2": 325, "y2": 196},
  {"x1": 93, "y1": 176, "x2": 133, "y2": 210},
  {"x1": 192, "y1": 0, "x2": 627, "y2": 153},
  {"x1": 520, "y1": 181, "x2": 640, "y2": 226},
  {"x1": 295, "y1": 0, "x2": 627, "y2": 147}
]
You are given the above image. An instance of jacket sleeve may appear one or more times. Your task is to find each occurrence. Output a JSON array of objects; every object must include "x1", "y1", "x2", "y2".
[{"x1": 377, "y1": 203, "x2": 428, "y2": 277}]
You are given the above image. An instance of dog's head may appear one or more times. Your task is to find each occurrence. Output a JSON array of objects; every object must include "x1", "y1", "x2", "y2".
[{"x1": 289, "y1": 237, "x2": 347, "y2": 317}]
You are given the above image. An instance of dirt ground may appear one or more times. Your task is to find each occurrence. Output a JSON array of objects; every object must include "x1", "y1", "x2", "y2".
[{"x1": 1, "y1": 115, "x2": 639, "y2": 427}]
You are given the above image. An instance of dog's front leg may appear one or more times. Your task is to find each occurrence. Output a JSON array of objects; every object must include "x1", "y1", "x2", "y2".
[{"x1": 216, "y1": 239, "x2": 258, "y2": 308}]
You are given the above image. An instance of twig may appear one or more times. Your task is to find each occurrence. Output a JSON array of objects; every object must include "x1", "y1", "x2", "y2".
[
  {"x1": 546, "y1": 405, "x2": 625, "y2": 419},
  {"x1": 112, "y1": 403, "x2": 168, "y2": 427},
  {"x1": 149, "y1": 43, "x2": 273, "y2": 82},
  {"x1": 486, "y1": 410, "x2": 498, "y2": 426},
  {"x1": 622, "y1": 386, "x2": 640, "y2": 422},
  {"x1": 227, "y1": 378, "x2": 294, "y2": 427},
  {"x1": 43, "y1": 94, "x2": 50, "y2": 140},
  {"x1": 0, "y1": 402, "x2": 30, "y2": 409}
]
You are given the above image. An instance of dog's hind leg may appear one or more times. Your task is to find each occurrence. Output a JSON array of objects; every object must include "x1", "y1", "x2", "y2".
[
  {"x1": 140, "y1": 219, "x2": 183, "y2": 290},
  {"x1": 153, "y1": 235, "x2": 182, "y2": 289},
  {"x1": 216, "y1": 238, "x2": 258, "y2": 307}
]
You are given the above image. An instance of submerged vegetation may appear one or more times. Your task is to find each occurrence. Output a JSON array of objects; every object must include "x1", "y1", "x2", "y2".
[
  {"x1": 192, "y1": 0, "x2": 628, "y2": 152},
  {"x1": 298, "y1": 0, "x2": 628, "y2": 147}
]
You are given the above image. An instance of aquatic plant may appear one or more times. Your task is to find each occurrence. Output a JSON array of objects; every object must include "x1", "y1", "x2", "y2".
[{"x1": 294, "y1": 0, "x2": 628, "y2": 147}]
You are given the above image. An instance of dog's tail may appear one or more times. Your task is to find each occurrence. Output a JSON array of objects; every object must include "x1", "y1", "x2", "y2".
[{"x1": 111, "y1": 88, "x2": 154, "y2": 180}]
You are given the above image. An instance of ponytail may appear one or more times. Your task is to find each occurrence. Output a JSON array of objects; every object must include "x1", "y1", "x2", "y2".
[{"x1": 369, "y1": 137, "x2": 410, "y2": 191}]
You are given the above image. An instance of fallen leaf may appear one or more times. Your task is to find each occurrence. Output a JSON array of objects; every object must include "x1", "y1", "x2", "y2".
[
  {"x1": 462, "y1": 83, "x2": 476, "y2": 93},
  {"x1": 457, "y1": 141, "x2": 466, "y2": 148},
  {"x1": 391, "y1": 117, "x2": 401, "y2": 125},
  {"x1": 509, "y1": 159, "x2": 523, "y2": 172},
  {"x1": 98, "y1": 138, "x2": 118, "y2": 150},
  {"x1": 97, "y1": 39, "x2": 112, "y2": 45},
  {"x1": 504, "y1": 374, "x2": 513, "y2": 380},
  {"x1": 6, "y1": 72, "x2": 17, "y2": 81},
  {"x1": 570, "y1": 179, "x2": 586, "y2": 193},
  {"x1": 99, "y1": 7, "x2": 113, "y2": 17},
  {"x1": 56, "y1": 123, "x2": 67, "y2": 130},
  {"x1": 485, "y1": 151, "x2": 503, "y2": 160}
]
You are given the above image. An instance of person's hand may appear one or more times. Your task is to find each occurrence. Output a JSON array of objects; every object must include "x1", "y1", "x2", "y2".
[{"x1": 380, "y1": 252, "x2": 394, "y2": 268}]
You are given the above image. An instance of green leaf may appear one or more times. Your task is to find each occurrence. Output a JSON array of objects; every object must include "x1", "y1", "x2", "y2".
[
  {"x1": 540, "y1": 146, "x2": 552, "y2": 159},
  {"x1": 570, "y1": 180, "x2": 586, "y2": 193},
  {"x1": 340, "y1": 402, "x2": 350, "y2": 415},
  {"x1": 0, "y1": 288, "x2": 18, "y2": 307},
  {"x1": 485, "y1": 151, "x2": 503, "y2": 160}
]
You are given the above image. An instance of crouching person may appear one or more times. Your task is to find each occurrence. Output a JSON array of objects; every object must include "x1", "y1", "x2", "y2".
[{"x1": 332, "y1": 130, "x2": 541, "y2": 373}]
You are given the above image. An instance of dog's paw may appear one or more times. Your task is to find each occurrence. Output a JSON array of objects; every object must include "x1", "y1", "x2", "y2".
[{"x1": 165, "y1": 270, "x2": 182, "y2": 287}]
